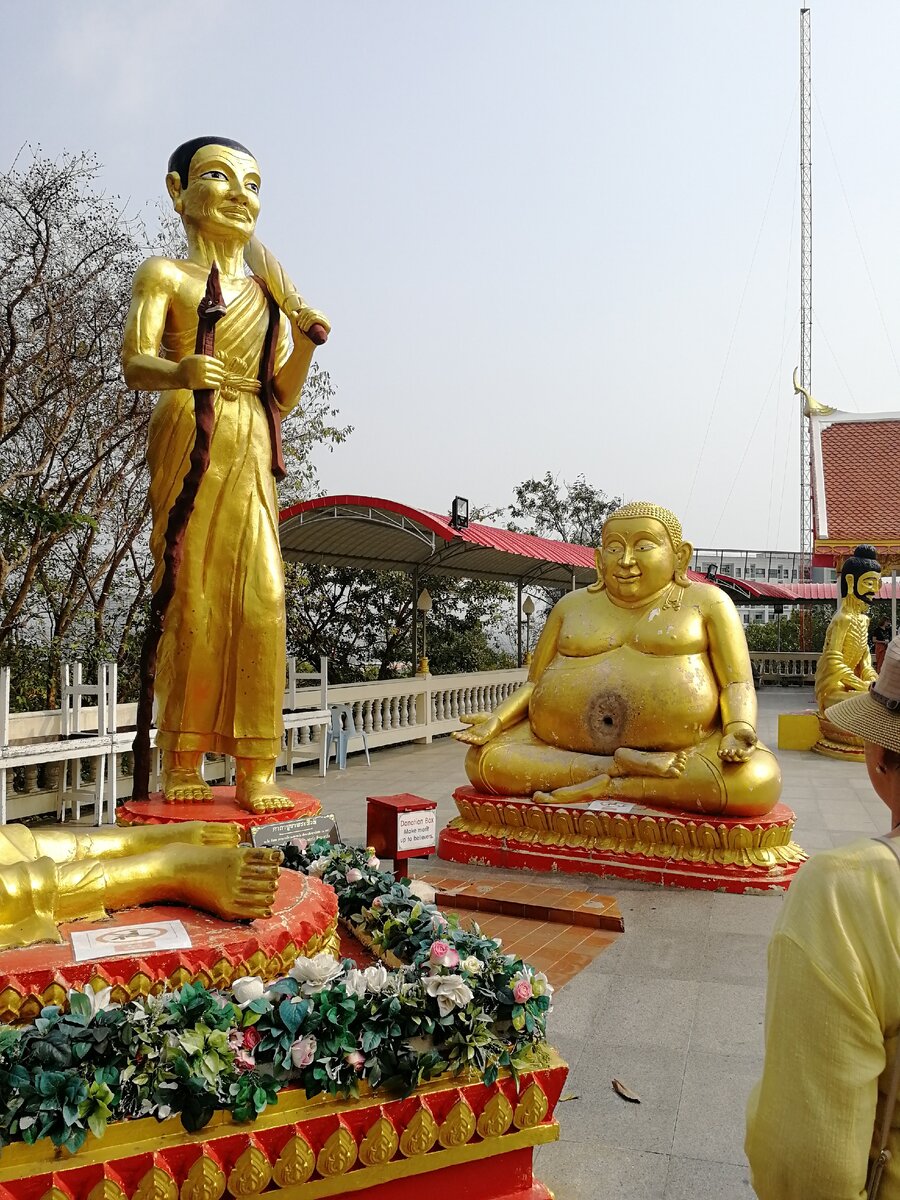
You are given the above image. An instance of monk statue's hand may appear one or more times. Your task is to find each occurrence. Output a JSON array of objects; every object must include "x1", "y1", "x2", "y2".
[
  {"x1": 718, "y1": 723, "x2": 757, "y2": 763},
  {"x1": 453, "y1": 715, "x2": 502, "y2": 746},
  {"x1": 175, "y1": 353, "x2": 225, "y2": 391},
  {"x1": 291, "y1": 305, "x2": 331, "y2": 338}
]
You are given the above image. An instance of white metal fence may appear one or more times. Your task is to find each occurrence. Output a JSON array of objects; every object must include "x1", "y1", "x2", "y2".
[{"x1": 0, "y1": 665, "x2": 528, "y2": 824}]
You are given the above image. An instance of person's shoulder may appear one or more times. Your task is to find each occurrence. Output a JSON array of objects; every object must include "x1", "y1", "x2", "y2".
[{"x1": 788, "y1": 838, "x2": 898, "y2": 907}]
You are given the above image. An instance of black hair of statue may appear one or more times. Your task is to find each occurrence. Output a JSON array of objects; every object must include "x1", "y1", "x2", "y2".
[
  {"x1": 840, "y1": 544, "x2": 882, "y2": 598},
  {"x1": 167, "y1": 137, "x2": 254, "y2": 188}
]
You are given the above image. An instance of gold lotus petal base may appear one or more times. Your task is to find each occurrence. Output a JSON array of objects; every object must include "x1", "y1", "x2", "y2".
[
  {"x1": 0, "y1": 1053, "x2": 567, "y2": 1200},
  {"x1": 438, "y1": 787, "x2": 807, "y2": 894}
]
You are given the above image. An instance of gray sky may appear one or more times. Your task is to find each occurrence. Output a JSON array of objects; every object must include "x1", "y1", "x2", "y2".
[{"x1": 3, "y1": 1, "x2": 898, "y2": 551}]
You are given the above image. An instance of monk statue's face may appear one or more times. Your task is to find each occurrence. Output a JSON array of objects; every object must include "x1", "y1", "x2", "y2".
[
  {"x1": 848, "y1": 569, "x2": 882, "y2": 605},
  {"x1": 599, "y1": 516, "x2": 690, "y2": 604},
  {"x1": 165, "y1": 143, "x2": 261, "y2": 243}
]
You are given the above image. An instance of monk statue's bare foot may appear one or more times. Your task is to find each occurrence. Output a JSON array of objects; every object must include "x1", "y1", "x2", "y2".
[
  {"x1": 234, "y1": 758, "x2": 294, "y2": 815},
  {"x1": 161, "y1": 752, "x2": 213, "y2": 803},
  {"x1": 612, "y1": 748, "x2": 689, "y2": 778},
  {"x1": 111, "y1": 821, "x2": 241, "y2": 854},
  {"x1": 534, "y1": 773, "x2": 612, "y2": 805},
  {"x1": 178, "y1": 845, "x2": 282, "y2": 921}
]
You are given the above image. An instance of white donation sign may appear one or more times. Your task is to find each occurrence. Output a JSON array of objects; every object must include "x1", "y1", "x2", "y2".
[{"x1": 396, "y1": 808, "x2": 437, "y2": 852}]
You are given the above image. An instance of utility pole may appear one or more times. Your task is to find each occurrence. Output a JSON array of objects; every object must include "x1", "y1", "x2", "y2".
[{"x1": 798, "y1": 6, "x2": 813, "y2": 644}]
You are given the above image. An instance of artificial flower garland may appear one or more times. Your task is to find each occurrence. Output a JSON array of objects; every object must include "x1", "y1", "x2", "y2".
[{"x1": 0, "y1": 840, "x2": 553, "y2": 1155}]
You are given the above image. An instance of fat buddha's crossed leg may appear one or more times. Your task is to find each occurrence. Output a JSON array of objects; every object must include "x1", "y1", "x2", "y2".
[{"x1": 466, "y1": 723, "x2": 614, "y2": 797}]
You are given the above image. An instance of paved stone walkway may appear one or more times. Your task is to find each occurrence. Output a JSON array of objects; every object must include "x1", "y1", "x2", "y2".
[{"x1": 285, "y1": 686, "x2": 878, "y2": 1199}]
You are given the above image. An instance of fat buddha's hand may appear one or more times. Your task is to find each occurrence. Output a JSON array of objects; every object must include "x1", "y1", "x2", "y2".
[
  {"x1": 718, "y1": 723, "x2": 758, "y2": 763},
  {"x1": 175, "y1": 353, "x2": 225, "y2": 391},
  {"x1": 453, "y1": 715, "x2": 502, "y2": 746}
]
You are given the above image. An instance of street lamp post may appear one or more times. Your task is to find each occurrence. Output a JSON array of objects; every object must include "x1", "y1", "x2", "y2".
[
  {"x1": 522, "y1": 594, "x2": 535, "y2": 664},
  {"x1": 417, "y1": 588, "x2": 433, "y2": 675}
]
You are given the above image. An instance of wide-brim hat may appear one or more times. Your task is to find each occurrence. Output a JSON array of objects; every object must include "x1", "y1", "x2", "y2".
[{"x1": 828, "y1": 634, "x2": 900, "y2": 755}]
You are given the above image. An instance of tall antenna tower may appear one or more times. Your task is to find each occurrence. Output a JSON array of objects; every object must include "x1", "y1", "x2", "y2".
[{"x1": 799, "y1": 7, "x2": 813, "y2": 582}]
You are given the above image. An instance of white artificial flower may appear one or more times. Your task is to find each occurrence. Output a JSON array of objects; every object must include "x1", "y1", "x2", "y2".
[
  {"x1": 364, "y1": 963, "x2": 390, "y2": 994},
  {"x1": 343, "y1": 969, "x2": 367, "y2": 999},
  {"x1": 230, "y1": 976, "x2": 267, "y2": 1007},
  {"x1": 346, "y1": 867, "x2": 363, "y2": 884},
  {"x1": 69, "y1": 986, "x2": 114, "y2": 1018},
  {"x1": 288, "y1": 952, "x2": 344, "y2": 995},
  {"x1": 368, "y1": 854, "x2": 381, "y2": 870},
  {"x1": 306, "y1": 857, "x2": 330, "y2": 878},
  {"x1": 407, "y1": 879, "x2": 437, "y2": 904},
  {"x1": 424, "y1": 973, "x2": 475, "y2": 1017},
  {"x1": 461, "y1": 955, "x2": 483, "y2": 976}
]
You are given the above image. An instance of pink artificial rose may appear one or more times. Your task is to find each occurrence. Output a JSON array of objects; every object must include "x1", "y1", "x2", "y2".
[
  {"x1": 346, "y1": 1049, "x2": 366, "y2": 1073},
  {"x1": 441, "y1": 947, "x2": 460, "y2": 969},
  {"x1": 513, "y1": 979, "x2": 533, "y2": 1004},
  {"x1": 430, "y1": 940, "x2": 450, "y2": 964},
  {"x1": 346, "y1": 868, "x2": 363, "y2": 884},
  {"x1": 290, "y1": 1035, "x2": 317, "y2": 1069},
  {"x1": 234, "y1": 1049, "x2": 256, "y2": 1072},
  {"x1": 243, "y1": 1026, "x2": 261, "y2": 1051},
  {"x1": 291, "y1": 837, "x2": 308, "y2": 852},
  {"x1": 372, "y1": 896, "x2": 384, "y2": 909}
]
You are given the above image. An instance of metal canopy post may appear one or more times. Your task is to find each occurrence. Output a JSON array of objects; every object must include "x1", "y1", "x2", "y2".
[
  {"x1": 517, "y1": 579, "x2": 523, "y2": 667},
  {"x1": 411, "y1": 568, "x2": 419, "y2": 676}
]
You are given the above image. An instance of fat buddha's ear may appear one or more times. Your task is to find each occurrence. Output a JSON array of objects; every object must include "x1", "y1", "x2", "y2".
[
  {"x1": 674, "y1": 539, "x2": 693, "y2": 587},
  {"x1": 587, "y1": 546, "x2": 606, "y2": 593},
  {"x1": 165, "y1": 171, "x2": 184, "y2": 213}
]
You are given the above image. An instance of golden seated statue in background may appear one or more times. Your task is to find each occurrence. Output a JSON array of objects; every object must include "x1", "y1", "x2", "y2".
[
  {"x1": 0, "y1": 822, "x2": 280, "y2": 951},
  {"x1": 814, "y1": 544, "x2": 881, "y2": 756},
  {"x1": 454, "y1": 502, "x2": 781, "y2": 817}
]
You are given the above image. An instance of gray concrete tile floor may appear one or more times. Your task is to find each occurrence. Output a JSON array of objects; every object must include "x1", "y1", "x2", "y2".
[{"x1": 281, "y1": 685, "x2": 876, "y2": 1199}]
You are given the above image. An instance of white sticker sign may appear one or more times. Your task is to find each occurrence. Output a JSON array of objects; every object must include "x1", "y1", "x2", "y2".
[
  {"x1": 588, "y1": 799, "x2": 636, "y2": 814},
  {"x1": 71, "y1": 920, "x2": 192, "y2": 962},
  {"x1": 396, "y1": 808, "x2": 437, "y2": 852}
]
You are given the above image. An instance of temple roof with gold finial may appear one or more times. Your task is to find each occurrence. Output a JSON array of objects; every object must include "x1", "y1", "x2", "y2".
[{"x1": 811, "y1": 408, "x2": 900, "y2": 569}]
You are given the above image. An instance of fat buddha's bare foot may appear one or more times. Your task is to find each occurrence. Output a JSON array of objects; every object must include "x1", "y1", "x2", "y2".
[
  {"x1": 234, "y1": 758, "x2": 294, "y2": 814},
  {"x1": 534, "y1": 774, "x2": 612, "y2": 805},
  {"x1": 181, "y1": 846, "x2": 282, "y2": 921},
  {"x1": 161, "y1": 753, "x2": 213, "y2": 803},
  {"x1": 612, "y1": 748, "x2": 689, "y2": 778}
]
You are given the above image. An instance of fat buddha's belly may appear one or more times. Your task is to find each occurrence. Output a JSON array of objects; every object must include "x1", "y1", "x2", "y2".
[{"x1": 529, "y1": 646, "x2": 719, "y2": 754}]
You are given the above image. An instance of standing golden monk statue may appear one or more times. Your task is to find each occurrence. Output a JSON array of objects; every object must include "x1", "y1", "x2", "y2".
[
  {"x1": 454, "y1": 502, "x2": 781, "y2": 817},
  {"x1": 814, "y1": 544, "x2": 881, "y2": 754},
  {"x1": 122, "y1": 136, "x2": 329, "y2": 813}
]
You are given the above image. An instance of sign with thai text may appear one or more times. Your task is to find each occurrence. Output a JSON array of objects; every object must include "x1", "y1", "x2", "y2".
[{"x1": 250, "y1": 813, "x2": 340, "y2": 849}]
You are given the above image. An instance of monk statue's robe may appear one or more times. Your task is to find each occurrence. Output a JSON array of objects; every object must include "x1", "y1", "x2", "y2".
[{"x1": 143, "y1": 279, "x2": 291, "y2": 760}]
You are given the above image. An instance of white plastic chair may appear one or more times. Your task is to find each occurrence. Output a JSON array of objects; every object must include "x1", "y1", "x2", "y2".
[{"x1": 326, "y1": 703, "x2": 370, "y2": 770}]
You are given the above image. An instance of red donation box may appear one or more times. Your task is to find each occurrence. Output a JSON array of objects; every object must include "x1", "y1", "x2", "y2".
[{"x1": 366, "y1": 793, "x2": 438, "y2": 879}]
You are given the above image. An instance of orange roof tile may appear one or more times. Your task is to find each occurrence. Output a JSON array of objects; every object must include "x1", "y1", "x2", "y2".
[{"x1": 814, "y1": 415, "x2": 900, "y2": 550}]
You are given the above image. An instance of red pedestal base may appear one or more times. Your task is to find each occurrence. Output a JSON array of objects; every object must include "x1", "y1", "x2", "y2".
[
  {"x1": 0, "y1": 869, "x2": 338, "y2": 1024},
  {"x1": 438, "y1": 786, "x2": 807, "y2": 894},
  {"x1": 117, "y1": 785, "x2": 321, "y2": 834}
]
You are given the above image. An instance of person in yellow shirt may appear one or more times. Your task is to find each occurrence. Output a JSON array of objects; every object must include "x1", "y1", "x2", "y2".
[{"x1": 746, "y1": 636, "x2": 900, "y2": 1198}]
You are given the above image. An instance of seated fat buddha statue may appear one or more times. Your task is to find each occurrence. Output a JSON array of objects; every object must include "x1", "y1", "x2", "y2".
[
  {"x1": 815, "y1": 544, "x2": 882, "y2": 747},
  {"x1": 454, "y1": 502, "x2": 781, "y2": 817},
  {"x1": 0, "y1": 822, "x2": 281, "y2": 951}
]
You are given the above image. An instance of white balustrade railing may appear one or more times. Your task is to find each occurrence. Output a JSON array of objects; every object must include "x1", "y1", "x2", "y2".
[
  {"x1": 749, "y1": 651, "x2": 819, "y2": 686},
  {"x1": 1, "y1": 667, "x2": 528, "y2": 823}
]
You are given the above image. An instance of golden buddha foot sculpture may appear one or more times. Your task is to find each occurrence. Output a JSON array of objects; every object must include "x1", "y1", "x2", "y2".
[
  {"x1": 815, "y1": 545, "x2": 881, "y2": 749},
  {"x1": 453, "y1": 501, "x2": 781, "y2": 817},
  {"x1": 0, "y1": 821, "x2": 281, "y2": 951},
  {"x1": 122, "y1": 136, "x2": 329, "y2": 814}
]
